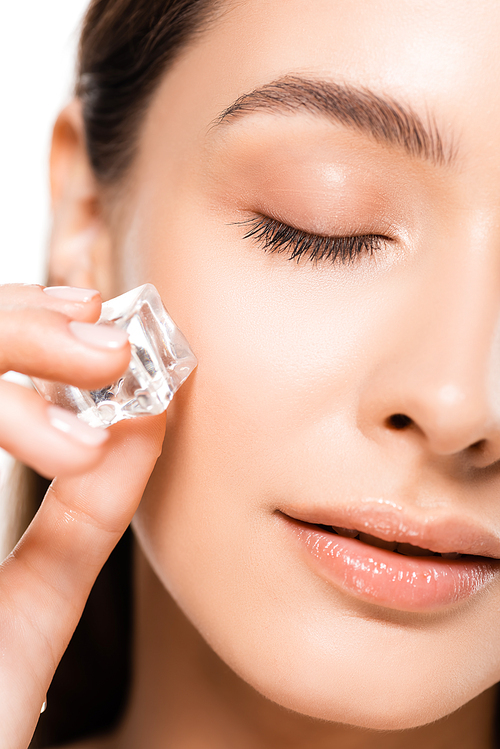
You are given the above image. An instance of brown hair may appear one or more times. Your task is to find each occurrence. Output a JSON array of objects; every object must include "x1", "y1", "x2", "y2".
[
  {"x1": 78, "y1": 0, "x2": 219, "y2": 183},
  {"x1": 31, "y1": 1, "x2": 217, "y2": 745}
]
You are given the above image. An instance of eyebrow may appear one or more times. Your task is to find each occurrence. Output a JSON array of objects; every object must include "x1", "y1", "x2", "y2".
[{"x1": 215, "y1": 75, "x2": 455, "y2": 167}]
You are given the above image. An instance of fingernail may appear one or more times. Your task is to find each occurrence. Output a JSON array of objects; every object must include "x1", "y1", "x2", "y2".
[
  {"x1": 43, "y1": 286, "x2": 100, "y2": 303},
  {"x1": 48, "y1": 406, "x2": 109, "y2": 446},
  {"x1": 69, "y1": 321, "x2": 129, "y2": 350}
]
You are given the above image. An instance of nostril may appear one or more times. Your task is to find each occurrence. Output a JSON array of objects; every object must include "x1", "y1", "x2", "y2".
[
  {"x1": 387, "y1": 413, "x2": 413, "y2": 430},
  {"x1": 469, "y1": 439, "x2": 486, "y2": 452}
]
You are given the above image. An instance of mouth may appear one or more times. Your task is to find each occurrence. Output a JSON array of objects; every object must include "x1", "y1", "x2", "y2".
[
  {"x1": 315, "y1": 524, "x2": 462, "y2": 559},
  {"x1": 278, "y1": 508, "x2": 500, "y2": 613}
]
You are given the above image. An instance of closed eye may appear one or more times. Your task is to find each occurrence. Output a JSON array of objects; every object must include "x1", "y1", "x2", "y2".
[{"x1": 238, "y1": 215, "x2": 392, "y2": 266}]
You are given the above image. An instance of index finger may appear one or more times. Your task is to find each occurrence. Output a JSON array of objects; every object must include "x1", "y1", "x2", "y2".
[{"x1": 0, "y1": 284, "x2": 102, "y2": 323}]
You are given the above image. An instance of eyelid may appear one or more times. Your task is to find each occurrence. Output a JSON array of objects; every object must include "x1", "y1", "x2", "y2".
[{"x1": 236, "y1": 214, "x2": 393, "y2": 266}]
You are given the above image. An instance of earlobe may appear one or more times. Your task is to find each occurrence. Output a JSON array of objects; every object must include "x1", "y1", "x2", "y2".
[{"x1": 48, "y1": 99, "x2": 113, "y2": 298}]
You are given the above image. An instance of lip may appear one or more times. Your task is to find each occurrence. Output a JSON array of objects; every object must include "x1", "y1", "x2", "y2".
[
  {"x1": 278, "y1": 504, "x2": 500, "y2": 612},
  {"x1": 279, "y1": 500, "x2": 500, "y2": 558}
]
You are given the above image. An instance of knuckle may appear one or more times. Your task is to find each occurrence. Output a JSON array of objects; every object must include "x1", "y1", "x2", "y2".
[{"x1": 48, "y1": 483, "x2": 123, "y2": 537}]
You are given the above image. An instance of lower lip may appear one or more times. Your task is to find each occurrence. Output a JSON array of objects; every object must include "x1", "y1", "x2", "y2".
[{"x1": 283, "y1": 517, "x2": 499, "y2": 612}]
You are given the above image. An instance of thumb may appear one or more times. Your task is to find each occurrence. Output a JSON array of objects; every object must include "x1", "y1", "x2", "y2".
[{"x1": 0, "y1": 412, "x2": 166, "y2": 748}]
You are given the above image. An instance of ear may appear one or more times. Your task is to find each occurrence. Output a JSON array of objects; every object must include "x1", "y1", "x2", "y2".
[{"x1": 48, "y1": 99, "x2": 113, "y2": 298}]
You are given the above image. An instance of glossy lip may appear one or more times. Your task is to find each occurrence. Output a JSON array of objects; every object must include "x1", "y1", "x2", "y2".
[
  {"x1": 278, "y1": 500, "x2": 500, "y2": 558},
  {"x1": 277, "y1": 503, "x2": 500, "y2": 612}
]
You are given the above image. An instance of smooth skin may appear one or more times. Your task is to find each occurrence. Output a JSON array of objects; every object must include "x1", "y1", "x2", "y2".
[{"x1": 4, "y1": 0, "x2": 500, "y2": 747}]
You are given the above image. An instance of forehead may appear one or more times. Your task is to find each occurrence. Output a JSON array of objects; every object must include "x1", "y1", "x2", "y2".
[
  {"x1": 141, "y1": 0, "x2": 500, "y2": 183},
  {"x1": 186, "y1": 2, "x2": 498, "y2": 104}
]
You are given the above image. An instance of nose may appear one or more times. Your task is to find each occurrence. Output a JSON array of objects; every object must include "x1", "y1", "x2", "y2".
[{"x1": 360, "y1": 238, "x2": 500, "y2": 463}]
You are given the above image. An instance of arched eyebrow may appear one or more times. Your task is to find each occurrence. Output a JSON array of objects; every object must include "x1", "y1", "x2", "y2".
[{"x1": 214, "y1": 75, "x2": 456, "y2": 167}]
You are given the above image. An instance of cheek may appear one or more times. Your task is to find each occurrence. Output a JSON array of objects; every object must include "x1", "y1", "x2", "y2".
[
  {"x1": 127, "y1": 217, "x2": 377, "y2": 557},
  {"x1": 122, "y1": 197, "x2": 409, "y2": 527}
]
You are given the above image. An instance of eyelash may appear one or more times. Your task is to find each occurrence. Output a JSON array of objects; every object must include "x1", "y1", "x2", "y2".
[{"x1": 239, "y1": 215, "x2": 390, "y2": 266}]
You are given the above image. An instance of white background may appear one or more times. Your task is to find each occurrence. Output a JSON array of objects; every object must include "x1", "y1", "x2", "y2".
[
  {"x1": 0, "y1": 0, "x2": 90, "y2": 286},
  {"x1": 0, "y1": 1, "x2": 90, "y2": 554}
]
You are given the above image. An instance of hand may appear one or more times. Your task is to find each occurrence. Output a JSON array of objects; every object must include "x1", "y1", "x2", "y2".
[{"x1": 0, "y1": 284, "x2": 166, "y2": 748}]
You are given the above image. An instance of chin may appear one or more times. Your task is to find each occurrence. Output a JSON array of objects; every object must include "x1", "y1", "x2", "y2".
[
  {"x1": 205, "y1": 613, "x2": 494, "y2": 733},
  {"x1": 244, "y1": 665, "x2": 476, "y2": 731}
]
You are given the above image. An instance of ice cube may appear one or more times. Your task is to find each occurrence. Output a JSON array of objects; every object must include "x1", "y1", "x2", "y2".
[{"x1": 32, "y1": 284, "x2": 197, "y2": 428}]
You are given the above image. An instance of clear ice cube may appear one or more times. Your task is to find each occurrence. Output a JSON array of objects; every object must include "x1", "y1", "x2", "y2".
[{"x1": 32, "y1": 284, "x2": 197, "y2": 428}]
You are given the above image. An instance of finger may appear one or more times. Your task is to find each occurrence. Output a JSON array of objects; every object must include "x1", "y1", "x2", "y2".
[
  {"x1": 0, "y1": 413, "x2": 166, "y2": 747},
  {"x1": 0, "y1": 283, "x2": 102, "y2": 323},
  {"x1": 0, "y1": 379, "x2": 110, "y2": 478},
  {"x1": 0, "y1": 305, "x2": 130, "y2": 388}
]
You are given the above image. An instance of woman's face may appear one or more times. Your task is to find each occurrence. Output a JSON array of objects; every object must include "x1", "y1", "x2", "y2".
[{"x1": 107, "y1": 0, "x2": 500, "y2": 729}]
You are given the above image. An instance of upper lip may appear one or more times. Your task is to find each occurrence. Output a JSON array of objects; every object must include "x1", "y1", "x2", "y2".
[{"x1": 278, "y1": 501, "x2": 500, "y2": 559}]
